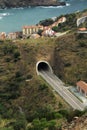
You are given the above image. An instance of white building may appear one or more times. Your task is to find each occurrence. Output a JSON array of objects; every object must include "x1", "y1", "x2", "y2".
[
  {"x1": 22, "y1": 25, "x2": 43, "y2": 36},
  {"x1": 42, "y1": 28, "x2": 55, "y2": 37},
  {"x1": 7, "y1": 32, "x2": 17, "y2": 40}
]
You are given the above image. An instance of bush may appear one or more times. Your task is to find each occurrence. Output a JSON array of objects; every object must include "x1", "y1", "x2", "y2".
[
  {"x1": 58, "y1": 109, "x2": 69, "y2": 119},
  {"x1": 13, "y1": 50, "x2": 20, "y2": 59},
  {"x1": 15, "y1": 71, "x2": 22, "y2": 78},
  {"x1": 0, "y1": 128, "x2": 13, "y2": 130},
  {"x1": 38, "y1": 84, "x2": 48, "y2": 90},
  {"x1": 52, "y1": 26, "x2": 58, "y2": 32},
  {"x1": 5, "y1": 57, "x2": 11, "y2": 62},
  {"x1": 31, "y1": 118, "x2": 56, "y2": 130},
  {"x1": 39, "y1": 18, "x2": 54, "y2": 26},
  {"x1": 13, "y1": 114, "x2": 27, "y2": 130},
  {"x1": 54, "y1": 113, "x2": 63, "y2": 119},
  {"x1": 0, "y1": 103, "x2": 7, "y2": 116},
  {"x1": 2, "y1": 44, "x2": 17, "y2": 55},
  {"x1": 26, "y1": 74, "x2": 33, "y2": 80},
  {"x1": 38, "y1": 29, "x2": 43, "y2": 36},
  {"x1": 79, "y1": 41, "x2": 87, "y2": 47},
  {"x1": 48, "y1": 120, "x2": 56, "y2": 130}
]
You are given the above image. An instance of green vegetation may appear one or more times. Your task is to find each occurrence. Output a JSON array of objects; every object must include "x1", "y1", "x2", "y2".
[
  {"x1": 0, "y1": 32, "x2": 87, "y2": 129},
  {"x1": 52, "y1": 13, "x2": 77, "y2": 32},
  {"x1": 39, "y1": 18, "x2": 54, "y2": 26},
  {"x1": 27, "y1": 118, "x2": 56, "y2": 130},
  {"x1": 0, "y1": 39, "x2": 69, "y2": 130},
  {"x1": 54, "y1": 33, "x2": 87, "y2": 84},
  {"x1": 0, "y1": 10, "x2": 87, "y2": 129}
]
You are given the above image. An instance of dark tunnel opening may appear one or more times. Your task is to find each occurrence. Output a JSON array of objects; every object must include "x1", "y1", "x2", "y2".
[
  {"x1": 36, "y1": 61, "x2": 53, "y2": 75},
  {"x1": 38, "y1": 62, "x2": 50, "y2": 71}
]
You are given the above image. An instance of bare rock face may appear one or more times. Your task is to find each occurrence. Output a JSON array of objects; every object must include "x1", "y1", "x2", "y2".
[{"x1": 0, "y1": 0, "x2": 66, "y2": 8}]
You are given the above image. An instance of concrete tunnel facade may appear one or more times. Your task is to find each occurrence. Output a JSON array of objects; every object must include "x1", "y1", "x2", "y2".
[{"x1": 36, "y1": 61, "x2": 53, "y2": 75}]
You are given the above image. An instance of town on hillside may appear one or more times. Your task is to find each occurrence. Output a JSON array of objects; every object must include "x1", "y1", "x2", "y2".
[
  {"x1": 0, "y1": 14, "x2": 87, "y2": 101},
  {"x1": 0, "y1": 16, "x2": 66, "y2": 40},
  {"x1": 0, "y1": 14, "x2": 87, "y2": 40}
]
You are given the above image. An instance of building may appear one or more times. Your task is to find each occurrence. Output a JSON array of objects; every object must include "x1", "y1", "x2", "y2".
[
  {"x1": 42, "y1": 28, "x2": 55, "y2": 37},
  {"x1": 7, "y1": 32, "x2": 17, "y2": 40},
  {"x1": 76, "y1": 81, "x2": 87, "y2": 97},
  {"x1": 77, "y1": 28, "x2": 87, "y2": 34},
  {"x1": 78, "y1": 28, "x2": 87, "y2": 31},
  {"x1": 22, "y1": 25, "x2": 43, "y2": 36},
  {"x1": 0, "y1": 32, "x2": 6, "y2": 40}
]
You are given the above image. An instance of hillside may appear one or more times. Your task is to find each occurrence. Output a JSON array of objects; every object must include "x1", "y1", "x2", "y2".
[
  {"x1": 0, "y1": 38, "x2": 70, "y2": 130},
  {"x1": 0, "y1": 10, "x2": 87, "y2": 130},
  {"x1": 0, "y1": 32, "x2": 87, "y2": 129},
  {"x1": 54, "y1": 33, "x2": 87, "y2": 85},
  {"x1": 0, "y1": 0, "x2": 65, "y2": 8}
]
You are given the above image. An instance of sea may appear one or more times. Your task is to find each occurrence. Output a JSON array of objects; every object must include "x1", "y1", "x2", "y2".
[{"x1": 0, "y1": 0, "x2": 87, "y2": 33}]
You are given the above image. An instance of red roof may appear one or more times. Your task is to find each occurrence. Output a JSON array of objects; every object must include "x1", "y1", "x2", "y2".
[
  {"x1": 22, "y1": 25, "x2": 43, "y2": 29},
  {"x1": 23, "y1": 25, "x2": 38, "y2": 29},
  {"x1": 78, "y1": 28, "x2": 87, "y2": 31},
  {"x1": 76, "y1": 81, "x2": 87, "y2": 93}
]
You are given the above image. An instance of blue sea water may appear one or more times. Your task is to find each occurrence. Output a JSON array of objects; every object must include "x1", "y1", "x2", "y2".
[{"x1": 0, "y1": 0, "x2": 87, "y2": 33}]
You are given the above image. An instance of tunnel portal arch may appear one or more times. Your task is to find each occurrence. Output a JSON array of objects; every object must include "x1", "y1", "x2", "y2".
[{"x1": 36, "y1": 61, "x2": 53, "y2": 75}]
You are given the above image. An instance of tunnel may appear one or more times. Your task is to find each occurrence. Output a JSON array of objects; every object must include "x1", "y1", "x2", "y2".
[{"x1": 36, "y1": 61, "x2": 53, "y2": 75}]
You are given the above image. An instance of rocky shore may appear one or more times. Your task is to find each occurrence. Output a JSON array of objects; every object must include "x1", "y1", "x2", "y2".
[{"x1": 0, "y1": 0, "x2": 66, "y2": 9}]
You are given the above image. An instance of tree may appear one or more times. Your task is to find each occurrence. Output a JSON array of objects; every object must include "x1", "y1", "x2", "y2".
[
  {"x1": 13, "y1": 50, "x2": 20, "y2": 59},
  {"x1": 52, "y1": 26, "x2": 58, "y2": 32},
  {"x1": 32, "y1": 118, "x2": 47, "y2": 130},
  {"x1": 32, "y1": 118, "x2": 41, "y2": 130},
  {"x1": 13, "y1": 114, "x2": 27, "y2": 130},
  {"x1": 39, "y1": 19, "x2": 54, "y2": 26},
  {"x1": 48, "y1": 120, "x2": 56, "y2": 130}
]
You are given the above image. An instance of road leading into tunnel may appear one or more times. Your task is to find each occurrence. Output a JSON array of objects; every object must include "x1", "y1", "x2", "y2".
[{"x1": 39, "y1": 70, "x2": 85, "y2": 111}]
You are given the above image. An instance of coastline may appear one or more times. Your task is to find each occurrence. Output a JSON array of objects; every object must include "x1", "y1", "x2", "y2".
[{"x1": 0, "y1": 2, "x2": 66, "y2": 9}]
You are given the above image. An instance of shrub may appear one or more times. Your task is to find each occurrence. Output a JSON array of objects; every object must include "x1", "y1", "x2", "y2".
[
  {"x1": 26, "y1": 74, "x2": 33, "y2": 79},
  {"x1": 39, "y1": 18, "x2": 54, "y2": 26},
  {"x1": 38, "y1": 29, "x2": 43, "y2": 36},
  {"x1": 79, "y1": 41, "x2": 87, "y2": 47},
  {"x1": 13, "y1": 114, "x2": 27, "y2": 130},
  {"x1": 13, "y1": 50, "x2": 20, "y2": 59},
  {"x1": 52, "y1": 26, "x2": 58, "y2": 32},
  {"x1": 15, "y1": 71, "x2": 22, "y2": 78},
  {"x1": 38, "y1": 84, "x2": 48, "y2": 90},
  {"x1": 54, "y1": 113, "x2": 63, "y2": 119},
  {"x1": 0, "y1": 128, "x2": 13, "y2": 130},
  {"x1": 2, "y1": 44, "x2": 17, "y2": 55},
  {"x1": 48, "y1": 120, "x2": 56, "y2": 130},
  {"x1": 5, "y1": 57, "x2": 11, "y2": 62},
  {"x1": 58, "y1": 109, "x2": 69, "y2": 119}
]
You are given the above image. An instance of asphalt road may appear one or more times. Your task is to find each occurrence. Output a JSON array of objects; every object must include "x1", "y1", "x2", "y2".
[{"x1": 39, "y1": 70, "x2": 85, "y2": 111}]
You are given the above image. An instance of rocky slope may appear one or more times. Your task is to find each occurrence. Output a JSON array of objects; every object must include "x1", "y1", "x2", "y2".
[
  {"x1": 62, "y1": 113, "x2": 87, "y2": 130},
  {"x1": 0, "y1": 0, "x2": 65, "y2": 8}
]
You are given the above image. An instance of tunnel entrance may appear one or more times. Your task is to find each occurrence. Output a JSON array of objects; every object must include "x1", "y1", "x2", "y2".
[{"x1": 36, "y1": 61, "x2": 53, "y2": 75}]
